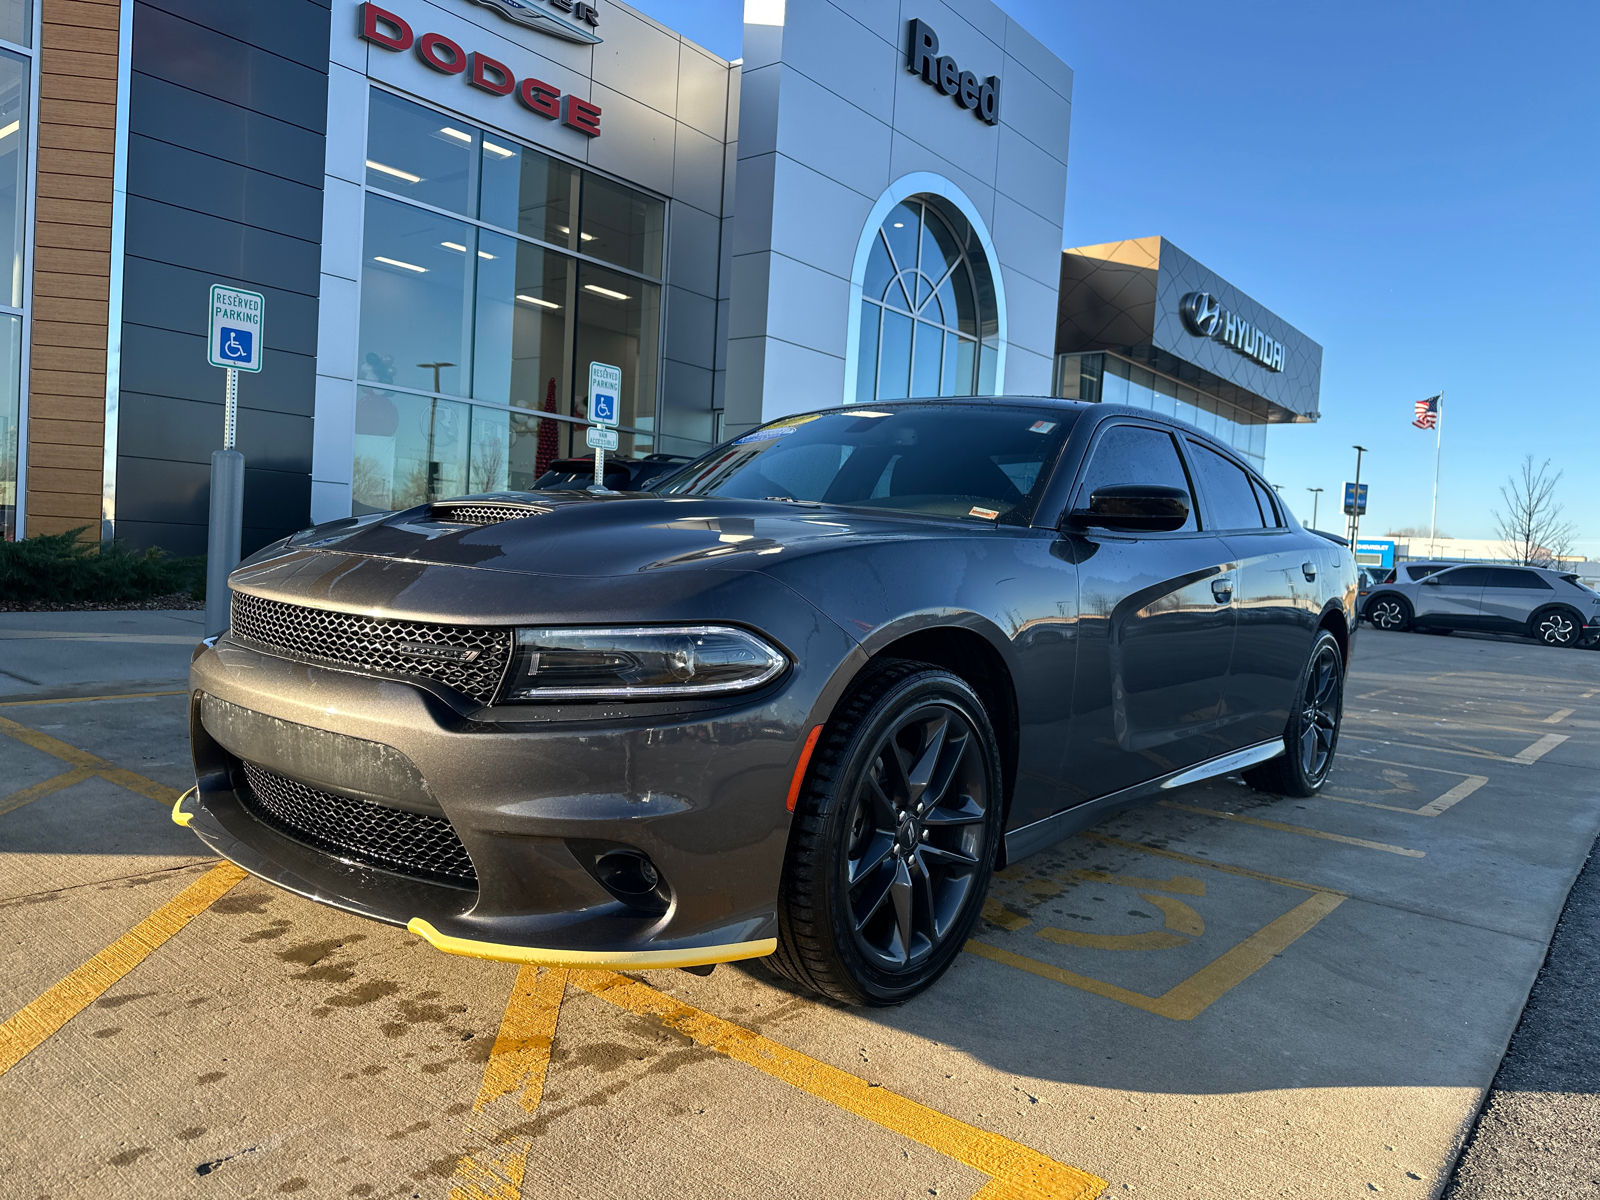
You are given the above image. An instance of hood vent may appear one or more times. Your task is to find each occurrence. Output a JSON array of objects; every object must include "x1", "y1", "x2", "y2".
[{"x1": 429, "y1": 501, "x2": 546, "y2": 526}]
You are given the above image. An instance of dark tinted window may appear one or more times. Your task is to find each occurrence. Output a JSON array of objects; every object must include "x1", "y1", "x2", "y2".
[
  {"x1": 662, "y1": 405, "x2": 1078, "y2": 521},
  {"x1": 1187, "y1": 441, "x2": 1266, "y2": 529},
  {"x1": 1484, "y1": 568, "x2": 1553, "y2": 590},
  {"x1": 1073, "y1": 424, "x2": 1197, "y2": 532},
  {"x1": 1406, "y1": 564, "x2": 1446, "y2": 581},
  {"x1": 1249, "y1": 477, "x2": 1282, "y2": 527},
  {"x1": 1433, "y1": 566, "x2": 1493, "y2": 587}
]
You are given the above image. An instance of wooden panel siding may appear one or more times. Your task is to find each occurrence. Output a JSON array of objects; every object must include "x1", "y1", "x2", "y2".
[{"x1": 24, "y1": 0, "x2": 123, "y2": 538}]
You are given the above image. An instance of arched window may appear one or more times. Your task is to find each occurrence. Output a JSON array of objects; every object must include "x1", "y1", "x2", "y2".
[{"x1": 855, "y1": 197, "x2": 999, "y2": 403}]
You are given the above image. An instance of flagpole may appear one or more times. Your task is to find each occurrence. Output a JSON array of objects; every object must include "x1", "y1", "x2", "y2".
[{"x1": 1428, "y1": 392, "x2": 1443, "y2": 555}]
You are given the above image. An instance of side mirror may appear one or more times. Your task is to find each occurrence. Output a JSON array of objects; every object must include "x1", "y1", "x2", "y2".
[
  {"x1": 1421, "y1": 576, "x2": 1441, "y2": 585},
  {"x1": 1064, "y1": 484, "x2": 1190, "y2": 534}
]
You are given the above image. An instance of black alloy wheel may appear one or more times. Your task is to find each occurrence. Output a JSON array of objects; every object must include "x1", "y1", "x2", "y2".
[
  {"x1": 1368, "y1": 595, "x2": 1410, "y2": 631},
  {"x1": 770, "y1": 661, "x2": 1002, "y2": 1006},
  {"x1": 1533, "y1": 609, "x2": 1581, "y2": 648},
  {"x1": 1245, "y1": 630, "x2": 1345, "y2": 798}
]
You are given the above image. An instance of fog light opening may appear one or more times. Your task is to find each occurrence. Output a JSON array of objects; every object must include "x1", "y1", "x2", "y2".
[{"x1": 596, "y1": 849, "x2": 659, "y2": 896}]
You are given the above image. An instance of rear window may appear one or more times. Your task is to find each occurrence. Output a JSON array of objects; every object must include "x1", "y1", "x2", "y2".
[{"x1": 660, "y1": 405, "x2": 1078, "y2": 522}]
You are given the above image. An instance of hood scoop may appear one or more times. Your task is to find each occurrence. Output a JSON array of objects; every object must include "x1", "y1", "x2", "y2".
[{"x1": 426, "y1": 499, "x2": 551, "y2": 527}]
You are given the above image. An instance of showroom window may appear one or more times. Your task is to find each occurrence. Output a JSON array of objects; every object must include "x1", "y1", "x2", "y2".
[
  {"x1": 855, "y1": 197, "x2": 999, "y2": 404},
  {"x1": 0, "y1": 5, "x2": 31, "y2": 541},
  {"x1": 356, "y1": 89, "x2": 664, "y2": 512}
]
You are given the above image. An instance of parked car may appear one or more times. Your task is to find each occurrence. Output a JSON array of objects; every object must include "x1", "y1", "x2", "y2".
[
  {"x1": 1363, "y1": 562, "x2": 1599, "y2": 646},
  {"x1": 531, "y1": 453, "x2": 691, "y2": 492},
  {"x1": 176, "y1": 399, "x2": 1358, "y2": 1005}
]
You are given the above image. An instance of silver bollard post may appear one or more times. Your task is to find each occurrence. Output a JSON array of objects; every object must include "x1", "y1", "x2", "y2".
[{"x1": 204, "y1": 368, "x2": 244, "y2": 638}]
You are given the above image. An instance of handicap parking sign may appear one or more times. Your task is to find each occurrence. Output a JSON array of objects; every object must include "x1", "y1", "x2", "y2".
[
  {"x1": 208, "y1": 284, "x2": 265, "y2": 372},
  {"x1": 588, "y1": 361, "x2": 621, "y2": 426}
]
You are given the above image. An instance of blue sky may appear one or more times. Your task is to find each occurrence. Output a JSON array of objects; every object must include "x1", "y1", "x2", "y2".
[{"x1": 629, "y1": 1, "x2": 1599, "y2": 549}]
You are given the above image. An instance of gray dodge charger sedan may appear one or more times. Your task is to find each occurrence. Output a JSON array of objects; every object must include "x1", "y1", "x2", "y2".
[{"x1": 175, "y1": 398, "x2": 1357, "y2": 1004}]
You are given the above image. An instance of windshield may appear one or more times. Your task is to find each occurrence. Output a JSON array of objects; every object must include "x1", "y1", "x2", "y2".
[{"x1": 659, "y1": 404, "x2": 1078, "y2": 522}]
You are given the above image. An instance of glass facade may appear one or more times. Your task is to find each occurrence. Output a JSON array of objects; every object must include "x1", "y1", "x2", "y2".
[
  {"x1": 356, "y1": 89, "x2": 665, "y2": 512},
  {"x1": 1055, "y1": 351, "x2": 1267, "y2": 474},
  {"x1": 855, "y1": 197, "x2": 998, "y2": 403},
  {"x1": 0, "y1": 14, "x2": 31, "y2": 540}
]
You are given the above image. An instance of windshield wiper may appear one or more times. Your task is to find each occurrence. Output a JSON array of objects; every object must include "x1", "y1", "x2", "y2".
[{"x1": 763, "y1": 496, "x2": 820, "y2": 507}]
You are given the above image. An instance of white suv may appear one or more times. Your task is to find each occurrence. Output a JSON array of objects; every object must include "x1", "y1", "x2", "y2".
[{"x1": 1363, "y1": 562, "x2": 1600, "y2": 647}]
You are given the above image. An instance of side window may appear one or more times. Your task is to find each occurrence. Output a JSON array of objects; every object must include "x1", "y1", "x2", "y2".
[
  {"x1": 1187, "y1": 440, "x2": 1266, "y2": 530},
  {"x1": 1434, "y1": 566, "x2": 1492, "y2": 588},
  {"x1": 1407, "y1": 564, "x2": 1445, "y2": 581},
  {"x1": 1249, "y1": 477, "x2": 1282, "y2": 527},
  {"x1": 1073, "y1": 424, "x2": 1198, "y2": 532},
  {"x1": 1486, "y1": 568, "x2": 1553, "y2": 590}
]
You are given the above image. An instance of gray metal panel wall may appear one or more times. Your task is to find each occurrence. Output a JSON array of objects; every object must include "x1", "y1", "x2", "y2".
[{"x1": 117, "y1": 0, "x2": 330, "y2": 556}]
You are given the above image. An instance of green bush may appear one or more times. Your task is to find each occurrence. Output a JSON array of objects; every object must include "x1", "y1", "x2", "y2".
[{"x1": 0, "y1": 527, "x2": 204, "y2": 605}]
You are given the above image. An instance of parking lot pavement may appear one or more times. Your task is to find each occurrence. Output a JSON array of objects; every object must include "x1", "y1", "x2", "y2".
[
  {"x1": 0, "y1": 610, "x2": 204, "y2": 696},
  {"x1": 1, "y1": 621, "x2": 1596, "y2": 1199}
]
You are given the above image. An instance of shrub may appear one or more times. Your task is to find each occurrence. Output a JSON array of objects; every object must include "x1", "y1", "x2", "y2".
[{"x1": 0, "y1": 527, "x2": 203, "y2": 605}]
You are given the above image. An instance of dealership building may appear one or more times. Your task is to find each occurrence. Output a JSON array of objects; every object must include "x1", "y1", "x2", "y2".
[{"x1": 1, "y1": 0, "x2": 1318, "y2": 555}]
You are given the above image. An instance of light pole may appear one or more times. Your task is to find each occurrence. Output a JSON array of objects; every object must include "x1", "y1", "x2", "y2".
[
  {"x1": 1306, "y1": 486, "x2": 1323, "y2": 530},
  {"x1": 1349, "y1": 445, "x2": 1368, "y2": 545}
]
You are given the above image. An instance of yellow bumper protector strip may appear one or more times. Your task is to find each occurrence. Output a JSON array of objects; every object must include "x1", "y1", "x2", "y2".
[
  {"x1": 171, "y1": 786, "x2": 197, "y2": 827},
  {"x1": 406, "y1": 917, "x2": 776, "y2": 971}
]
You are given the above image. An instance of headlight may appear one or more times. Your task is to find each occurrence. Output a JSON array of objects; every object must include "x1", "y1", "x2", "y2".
[{"x1": 502, "y1": 626, "x2": 787, "y2": 701}]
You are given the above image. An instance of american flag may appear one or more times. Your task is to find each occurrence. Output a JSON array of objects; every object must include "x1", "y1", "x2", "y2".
[{"x1": 1413, "y1": 394, "x2": 1441, "y2": 430}]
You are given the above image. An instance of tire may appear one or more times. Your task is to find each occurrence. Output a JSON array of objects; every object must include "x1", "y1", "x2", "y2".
[
  {"x1": 1366, "y1": 594, "x2": 1411, "y2": 632},
  {"x1": 1243, "y1": 630, "x2": 1345, "y2": 798},
  {"x1": 769, "y1": 660, "x2": 1003, "y2": 1006},
  {"x1": 1531, "y1": 607, "x2": 1583, "y2": 648}
]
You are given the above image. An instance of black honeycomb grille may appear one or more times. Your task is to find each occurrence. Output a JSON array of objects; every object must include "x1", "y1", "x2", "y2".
[
  {"x1": 240, "y1": 762, "x2": 477, "y2": 888},
  {"x1": 230, "y1": 592, "x2": 512, "y2": 705},
  {"x1": 430, "y1": 502, "x2": 543, "y2": 526}
]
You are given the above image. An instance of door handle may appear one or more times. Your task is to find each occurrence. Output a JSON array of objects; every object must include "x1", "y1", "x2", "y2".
[
  {"x1": 1211, "y1": 576, "x2": 1234, "y2": 603},
  {"x1": 1301, "y1": 561, "x2": 1317, "y2": 582}
]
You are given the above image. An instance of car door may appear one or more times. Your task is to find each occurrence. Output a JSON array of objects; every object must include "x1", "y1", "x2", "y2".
[
  {"x1": 1184, "y1": 440, "x2": 1320, "y2": 748},
  {"x1": 1414, "y1": 565, "x2": 1492, "y2": 628},
  {"x1": 1062, "y1": 421, "x2": 1238, "y2": 806},
  {"x1": 1479, "y1": 567, "x2": 1555, "y2": 631}
]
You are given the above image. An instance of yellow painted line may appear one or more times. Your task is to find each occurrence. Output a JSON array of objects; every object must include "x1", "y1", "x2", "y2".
[
  {"x1": 0, "y1": 713, "x2": 182, "y2": 806},
  {"x1": 1580, "y1": 689, "x2": 1597, "y2": 699},
  {"x1": 0, "y1": 690, "x2": 186, "y2": 708},
  {"x1": 968, "y1": 891, "x2": 1345, "y2": 1022},
  {"x1": 0, "y1": 863, "x2": 246, "y2": 1078},
  {"x1": 1323, "y1": 774, "x2": 1488, "y2": 818},
  {"x1": 570, "y1": 971, "x2": 1108, "y2": 1199},
  {"x1": 1078, "y1": 831, "x2": 1345, "y2": 894},
  {"x1": 0, "y1": 767, "x2": 97, "y2": 817},
  {"x1": 1159, "y1": 801, "x2": 1426, "y2": 857},
  {"x1": 1544, "y1": 708, "x2": 1575, "y2": 724},
  {"x1": 449, "y1": 965, "x2": 568, "y2": 1200},
  {"x1": 1513, "y1": 733, "x2": 1568, "y2": 764}
]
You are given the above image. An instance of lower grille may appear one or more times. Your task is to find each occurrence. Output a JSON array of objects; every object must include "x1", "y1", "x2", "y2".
[
  {"x1": 229, "y1": 592, "x2": 512, "y2": 705},
  {"x1": 239, "y1": 762, "x2": 477, "y2": 888}
]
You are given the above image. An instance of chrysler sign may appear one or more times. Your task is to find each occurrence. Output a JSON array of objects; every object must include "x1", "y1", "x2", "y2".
[
  {"x1": 465, "y1": 0, "x2": 601, "y2": 45},
  {"x1": 1180, "y1": 292, "x2": 1284, "y2": 372}
]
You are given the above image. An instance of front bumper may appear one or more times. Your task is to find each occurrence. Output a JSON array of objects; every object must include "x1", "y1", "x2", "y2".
[{"x1": 182, "y1": 623, "x2": 861, "y2": 968}]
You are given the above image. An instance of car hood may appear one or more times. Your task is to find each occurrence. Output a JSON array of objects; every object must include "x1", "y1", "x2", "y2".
[{"x1": 245, "y1": 492, "x2": 958, "y2": 580}]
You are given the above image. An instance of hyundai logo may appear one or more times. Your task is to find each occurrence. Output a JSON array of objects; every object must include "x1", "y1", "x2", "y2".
[{"x1": 1179, "y1": 292, "x2": 1222, "y2": 338}]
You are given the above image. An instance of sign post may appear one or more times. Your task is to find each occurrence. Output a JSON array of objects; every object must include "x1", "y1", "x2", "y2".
[
  {"x1": 204, "y1": 285, "x2": 265, "y2": 637},
  {"x1": 586, "y1": 361, "x2": 621, "y2": 490}
]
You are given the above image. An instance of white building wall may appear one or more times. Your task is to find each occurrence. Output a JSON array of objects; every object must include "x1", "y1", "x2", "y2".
[{"x1": 725, "y1": 0, "x2": 1073, "y2": 434}]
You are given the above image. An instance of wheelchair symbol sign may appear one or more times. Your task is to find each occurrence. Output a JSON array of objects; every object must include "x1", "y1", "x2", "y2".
[{"x1": 208, "y1": 284, "x2": 265, "y2": 372}]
